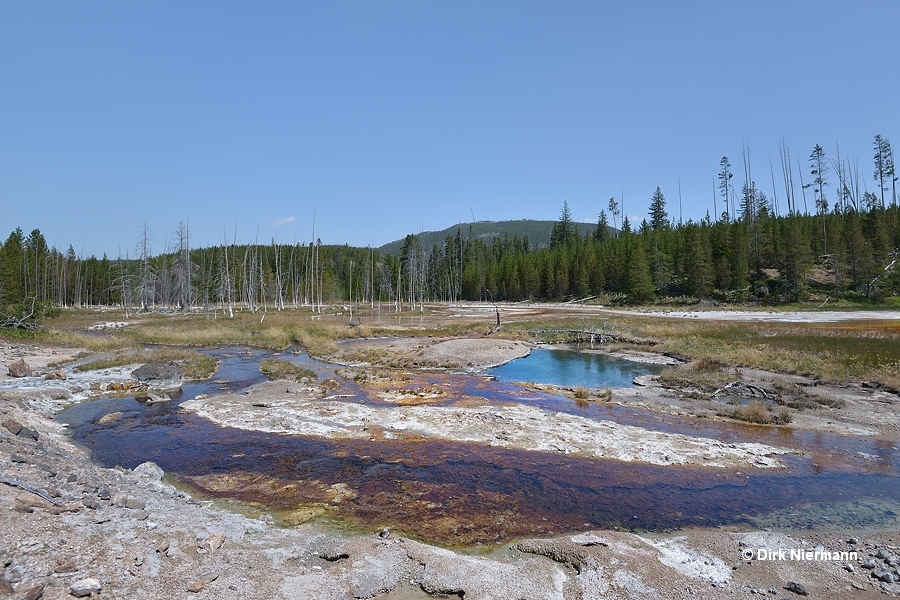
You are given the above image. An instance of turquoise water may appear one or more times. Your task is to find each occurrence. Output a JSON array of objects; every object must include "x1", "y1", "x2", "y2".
[{"x1": 487, "y1": 347, "x2": 664, "y2": 388}]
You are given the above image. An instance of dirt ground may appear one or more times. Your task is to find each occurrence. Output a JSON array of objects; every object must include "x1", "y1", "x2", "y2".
[{"x1": 2, "y1": 317, "x2": 900, "y2": 598}]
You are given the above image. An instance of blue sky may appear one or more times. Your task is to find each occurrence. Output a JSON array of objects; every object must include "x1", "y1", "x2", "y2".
[{"x1": 2, "y1": 1, "x2": 897, "y2": 257}]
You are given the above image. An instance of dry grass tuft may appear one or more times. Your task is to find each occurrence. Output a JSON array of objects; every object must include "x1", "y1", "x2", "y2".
[
  {"x1": 730, "y1": 400, "x2": 773, "y2": 424},
  {"x1": 259, "y1": 359, "x2": 317, "y2": 381}
]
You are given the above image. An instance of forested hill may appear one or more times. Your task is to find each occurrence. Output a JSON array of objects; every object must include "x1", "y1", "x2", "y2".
[{"x1": 377, "y1": 220, "x2": 601, "y2": 255}]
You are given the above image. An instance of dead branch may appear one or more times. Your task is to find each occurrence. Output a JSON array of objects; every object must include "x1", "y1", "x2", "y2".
[
  {"x1": 0, "y1": 474, "x2": 63, "y2": 506},
  {"x1": 712, "y1": 381, "x2": 769, "y2": 399}
]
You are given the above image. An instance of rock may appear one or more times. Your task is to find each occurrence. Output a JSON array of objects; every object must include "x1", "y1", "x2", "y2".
[
  {"x1": 96, "y1": 486, "x2": 110, "y2": 500},
  {"x1": 187, "y1": 580, "x2": 205, "y2": 593},
  {"x1": 784, "y1": 581, "x2": 809, "y2": 596},
  {"x1": 70, "y1": 578, "x2": 101, "y2": 597},
  {"x1": 82, "y1": 497, "x2": 100, "y2": 510},
  {"x1": 847, "y1": 536, "x2": 859, "y2": 545},
  {"x1": 0, "y1": 579, "x2": 13, "y2": 594},
  {"x1": 862, "y1": 559, "x2": 878, "y2": 569},
  {"x1": 67, "y1": 473, "x2": 78, "y2": 483},
  {"x1": 10, "y1": 453, "x2": 27, "y2": 463},
  {"x1": 3, "y1": 417, "x2": 23, "y2": 435},
  {"x1": 144, "y1": 393, "x2": 170, "y2": 404},
  {"x1": 97, "y1": 412, "x2": 122, "y2": 425},
  {"x1": 105, "y1": 381, "x2": 135, "y2": 393},
  {"x1": 21, "y1": 583, "x2": 44, "y2": 599},
  {"x1": 122, "y1": 497, "x2": 145, "y2": 510},
  {"x1": 205, "y1": 532, "x2": 226, "y2": 551},
  {"x1": 132, "y1": 361, "x2": 184, "y2": 389},
  {"x1": 17, "y1": 427, "x2": 39, "y2": 441},
  {"x1": 8, "y1": 358, "x2": 31, "y2": 378},
  {"x1": 155, "y1": 540, "x2": 170, "y2": 554},
  {"x1": 133, "y1": 461, "x2": 165, "y2": 480},
  {"x1": 44, "y1": 369, "x2": 67, "y2": 380},
  {"x1": 873, "y1": 569, "x2": 895, "y2": 583}
]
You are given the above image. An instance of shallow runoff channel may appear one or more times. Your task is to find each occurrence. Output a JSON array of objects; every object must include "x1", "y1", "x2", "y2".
[{"x1": 58, "y1": 346, "x2": 900, "y2": 548}]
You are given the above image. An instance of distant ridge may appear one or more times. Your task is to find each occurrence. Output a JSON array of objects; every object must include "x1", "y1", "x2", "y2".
[{"x1": 377, "y1": 219, "x2": 600, "y2": 255}]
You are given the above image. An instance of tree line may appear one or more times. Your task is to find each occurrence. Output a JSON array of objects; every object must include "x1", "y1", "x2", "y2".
[{"x1": 1, "y1": 137, "x2": 898, "y2": 325}]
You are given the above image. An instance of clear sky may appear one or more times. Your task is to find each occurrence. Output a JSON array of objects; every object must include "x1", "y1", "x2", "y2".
[{"x1": 2, "y1": 1, "x2": 897, "y2": 258}]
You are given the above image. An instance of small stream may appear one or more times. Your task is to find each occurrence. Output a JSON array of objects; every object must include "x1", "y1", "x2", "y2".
[{"x1": 56, "y1": 346, "x2": 900, "y2": 547}]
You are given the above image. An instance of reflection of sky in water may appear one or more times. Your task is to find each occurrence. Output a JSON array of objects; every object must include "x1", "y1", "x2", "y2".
[{"x1": 487, "y1": 348, "x2": 663, "y2": 388}]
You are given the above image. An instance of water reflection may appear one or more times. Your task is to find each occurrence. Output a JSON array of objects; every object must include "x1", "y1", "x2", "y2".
[{"x1": 487, "y1": 348, "x2": 663, "y2": 388}]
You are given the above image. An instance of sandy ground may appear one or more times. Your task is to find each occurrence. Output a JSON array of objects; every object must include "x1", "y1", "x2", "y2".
[
  {"x1": 0, "y1": 342, "x2": 82, "y2": 383},
  {"x1": 331, "y1": 337, "x2": 532, "y2": 371},
  {"x1": 2, "y1": 335, "x2": 900, "y2": 598}
]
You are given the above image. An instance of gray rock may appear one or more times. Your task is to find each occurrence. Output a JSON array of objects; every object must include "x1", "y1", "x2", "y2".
[
  {"x1": 44, "y1": 369, "x2": 67, "y2": 380},
  {"x1": 82, "y1": 497, "x2": 99, "y2": 510},
  {"x1": 67, "y1": 473, "x2": 78, "y2": 483},
  {"x1": 70, "y1": 578, "x2": 101, "y2": 597},
  {"x1": 8, "y1": 358, "x2": 31, "y2": 378},
  {"x1": 862, "y1": 558, "x2": 878, "y2": 569},
  {"x1": 124, "y1": 497, "x2": 145, "y2": 510},
  {"x1": 873, "y1": 569, "x2": 895, "y2": 583},
  {"x1": 132, "y1": 361, "x2": 184, "y2": 389},
  {"x1": 96, "y1": 486, "x2": 110, "y2": 500},
  {"x1": 18, "y1": 427, "x2": 39, "y2": 441},
  {"x1": 784, "y1": 581, "x2": 809, "y2": 596},
  {"x1": 847, "y1": 536, "x2": 859, "y2": 545},
  {"x1": 10, "y1": 453, "x2": 27, "y2": 463},
  {"x1": 133, "y1": 461, "x2": 165, "y2": 480}
]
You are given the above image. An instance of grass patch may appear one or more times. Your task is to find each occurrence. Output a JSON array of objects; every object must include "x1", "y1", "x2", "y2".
[
  {"x1": 729, "y1": 400, "x2": 773, "y2": 424},
  {"x1": 725, "y1": 400, "x2": 793, "y2": 425},
  {"x1": 657, "y1": 359, "x2": 735, "y2": 392},
  {"x1": 74, "y1": 348, "x2": 217, "y2": 380},
  {"x1": 259, "y1": 359, "x2": 317, "y2": 381}
]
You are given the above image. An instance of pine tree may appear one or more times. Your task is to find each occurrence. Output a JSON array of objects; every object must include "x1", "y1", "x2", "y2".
[
  {"x1": 551, "y1": 201, "x2": 575, "y2": 247},
  {"x1": 681, "y1": 223, "x2": 714, "y2": 297},
  {"x1": 625, "y1": 239, "x2": 655, "y2": 303},
  {"x1": 648, "y1": 187, "x2": 669, "y2": 230},
  {"x1": 594, "y1": 210, "x2": 610, "y2": 242},
  {"x1": 0, "y1": 228, "x2": 25, "y2": 306}
]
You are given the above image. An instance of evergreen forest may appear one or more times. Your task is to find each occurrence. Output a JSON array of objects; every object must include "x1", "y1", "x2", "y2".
[{"x1": 1, "y1": 139, "x2": 898, "y2": 327}]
